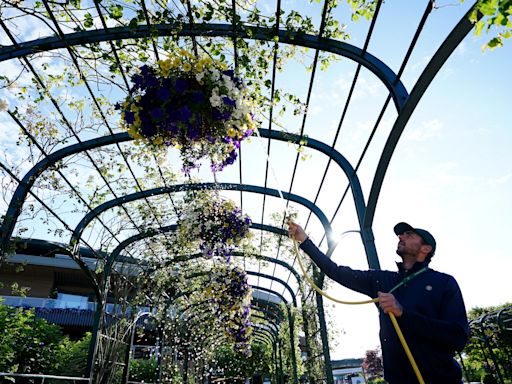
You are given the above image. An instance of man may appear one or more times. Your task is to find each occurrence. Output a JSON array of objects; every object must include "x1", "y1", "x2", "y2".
[{"x1": 288, "y1": 221, "x2": 469, "y2": 384}]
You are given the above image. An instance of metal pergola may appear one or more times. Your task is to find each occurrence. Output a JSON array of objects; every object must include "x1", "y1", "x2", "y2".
[{"x1": 0, "y1": 0, "x2": 486, "y2": 383}]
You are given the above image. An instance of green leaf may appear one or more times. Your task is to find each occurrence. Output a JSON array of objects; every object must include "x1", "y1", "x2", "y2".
[
  {"x1": 109, "y1": 4, "x2": 123, "y2": 20},
  {"x1": 84, "y1": 13, "x2": 93, "y2": 28},
  {"x1": 475, "y1": 20, "x2": 486, "y2": 36},
  {"x1": 480, "y1": 3, "x2": 497, "y2": 16},
  {"x1": 487, "y1": 36, "x2": 503, "y2": 48}
]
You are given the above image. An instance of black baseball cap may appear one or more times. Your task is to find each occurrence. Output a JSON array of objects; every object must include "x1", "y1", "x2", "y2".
[{"x1": 394, "y1": 222, "x2": 436, "y2": 257}]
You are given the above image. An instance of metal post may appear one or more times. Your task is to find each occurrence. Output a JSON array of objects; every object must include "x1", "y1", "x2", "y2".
[{"x1": 314, "y1": 268, "x2": 333, "y2": 384}]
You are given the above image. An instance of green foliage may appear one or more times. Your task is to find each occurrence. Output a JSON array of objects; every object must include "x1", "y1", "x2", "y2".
[
  {"x1": 300, "y1": 301, "x2": 325, "y2": 382},
  {"x1": 467, "y1": 0, "x2": 512, "y2": 50},
  {"x1": 129, "y1": 358, "x2": 158, "y2": 382},
  {"x1": 462, "y1": 303, "x2": 512, "y2": 382},
  {"x1": 0, "y1": 304, "x2": 64, "y2": 374},
  {"x1": 367, "y1": 378, "x2": 387, "y2": 384},
  {"x1": 51, "y1": 332, "x2": 91, "y2": 378},
  {"x1": 210, "y1": 342, "x2": 272, "y2": 379},
  {"x1": 278, "y1": 303, "x2": 305, "y2": 379}
]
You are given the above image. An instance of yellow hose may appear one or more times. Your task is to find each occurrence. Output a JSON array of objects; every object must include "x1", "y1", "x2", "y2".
[{"x1": 292, "y1": 240, "x2": 425, "y2": 384}]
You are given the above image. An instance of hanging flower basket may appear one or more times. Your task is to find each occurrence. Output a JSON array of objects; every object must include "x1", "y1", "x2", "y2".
[
  {"x1": 117, "y1": 49, "x2": 258, "y2": 173},
  {"x1": 177, "y1": 195, "x2": 252, "y2": 258},
  {"x1": 204, "y1": 264, "x2": 253, "y2": 356}
]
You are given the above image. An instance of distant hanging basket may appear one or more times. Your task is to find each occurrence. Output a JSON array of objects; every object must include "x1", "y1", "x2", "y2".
[
  {"x1": 177, "y1": 195, "x2": 252, "y2": 259},
  {"x1": 204, "y1": 263, "x2": 253, "y2": 356},
  {"x1": 117, "y1": 49, "x2": 258, "y2": 173}
]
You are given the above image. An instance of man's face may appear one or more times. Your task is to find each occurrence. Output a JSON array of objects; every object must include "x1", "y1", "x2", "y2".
[{"x1": 396, "y1": 230, "x2": 424, "y2": 258}]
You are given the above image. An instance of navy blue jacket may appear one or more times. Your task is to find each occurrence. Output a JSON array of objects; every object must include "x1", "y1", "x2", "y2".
[{"x1": 300, "y1": 239, "x2": 469, "y2": 384}]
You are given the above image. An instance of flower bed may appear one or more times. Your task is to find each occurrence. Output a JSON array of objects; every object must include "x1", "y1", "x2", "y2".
[{"x1": 118, "y1": 49, "x2": 258, "y2": 173}]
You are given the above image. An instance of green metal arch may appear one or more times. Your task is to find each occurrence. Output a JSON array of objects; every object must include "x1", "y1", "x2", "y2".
[
  {"x1": 0, "y1": 24, "x2": 408, "y2": 112},
  {"x1": 69, "y1": 182, "x2": 334, "y2": 253}
]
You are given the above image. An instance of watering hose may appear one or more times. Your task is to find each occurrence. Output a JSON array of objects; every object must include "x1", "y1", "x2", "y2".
[{"x1": 292, "y1": 239, "x2": 425, "y2": 384}]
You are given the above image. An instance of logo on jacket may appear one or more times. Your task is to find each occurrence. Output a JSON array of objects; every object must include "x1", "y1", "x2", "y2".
[{"x1": 425, "y1": 285, "x2": 433, "y2": 291}]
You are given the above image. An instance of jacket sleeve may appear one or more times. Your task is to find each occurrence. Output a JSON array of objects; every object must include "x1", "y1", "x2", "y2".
[
  {"x1": 398, "y1": 275, "x2": 469, "y2": 352},
  {"x1": 299, "y1": 238, "x2": 379, "y2": 297}
]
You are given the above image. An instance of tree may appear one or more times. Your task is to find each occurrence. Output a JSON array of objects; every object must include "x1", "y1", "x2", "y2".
[
  {"x1": 461, "y1": 302, "x2": 512, "y2": 383},
  {"x1": 0, "y1": 304, "x2": 64, "y2": 376},
  {"x1": 362, "y1": 348, "x2": 384, "y2": 381}
]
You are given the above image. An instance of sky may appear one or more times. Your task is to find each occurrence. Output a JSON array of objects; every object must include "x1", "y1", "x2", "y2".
[{"x1": 0, "y1": 0, "x2": 511, "y2": 362}]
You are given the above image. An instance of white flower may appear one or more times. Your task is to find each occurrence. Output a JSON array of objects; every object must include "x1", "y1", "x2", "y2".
[
  {"x1": 195, "y1": 71, "x2": 205, "y2": 83},
  {"x1": 209, "y1": 68, "x2": 220, "y2": 81},
  {"x1": 209, "y1": 93, "x2": 222, "y2": 108},
  {"x1": 0, "y1": 99, "x2": 9, "y2": 112}
]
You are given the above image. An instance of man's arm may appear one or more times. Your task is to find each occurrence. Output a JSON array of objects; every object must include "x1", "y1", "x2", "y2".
[{"x1": 297, "y1": 236, "x2": 379, "y2": 298}]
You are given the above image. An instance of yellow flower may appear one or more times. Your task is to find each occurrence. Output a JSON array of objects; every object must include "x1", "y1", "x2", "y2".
[
  {"x1": 171, "y1": 58, "x2": 182, "y2": 68},
  {"x1": 219, "y1": 62, "x2": 228, "y2": 70},
  {"x1": 195, "y1": 62, "x2": 204, "y2": 72},
  {"x1": 199, "y1": 57, "x2": 213, "y2": 67},
  {"x1": 128, "y1": 128, "x2": 143, "y2": 140},
  {"x1": 158, "y1": 59, "x2": 171, "y2": 71},
  {"x1": 153, "y1": 136, "x2": 163, "y2": 145},
  {"x1": 183, "y1": 62, "x2": 192, "y2": 72},
  {"x1": 227, "y1": 127, "x2": 237, "y2": 137},
  {"x1": 179, "y1": 48, "x2": 192, "y2": 58}
]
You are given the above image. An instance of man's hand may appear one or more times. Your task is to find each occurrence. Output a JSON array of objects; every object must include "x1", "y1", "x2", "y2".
[
  {"x1": 288, "y1": 221, "x2": 308, "y2": 243},
  {"x1": 378, "y1": 292, "x2": 403, "y2": 317}
]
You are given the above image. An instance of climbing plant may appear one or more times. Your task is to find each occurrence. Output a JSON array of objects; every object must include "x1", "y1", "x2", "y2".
[{"x1": 467, "y1": 0, "x2": 512, "y2": 50}]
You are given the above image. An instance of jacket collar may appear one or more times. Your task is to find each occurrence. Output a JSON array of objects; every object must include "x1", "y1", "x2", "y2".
[{"x1": 396, "y1": 260, "x2": 429, "y2": 275}]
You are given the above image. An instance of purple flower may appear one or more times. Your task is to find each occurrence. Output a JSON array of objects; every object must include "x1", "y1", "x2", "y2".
[
  {"x1": 124, "y1": 111, "x2": 135, "y2": 124},
  {"x1": 223, "y1": 69, "x2": 235, "y2": 78},
  {"x1": 140, "y1": 64, "x2": 151, "y2": 77},
  {"x1": 190, "y1": 91, "x2": 205, "y2": 104},
  {"x1": 150, "y1": 107, "x2": 164, "y2": 120},
  {"x1": 178, "y1": 106, "x2": 192, "y2": 122},
  {"x1": 222, "y1": 96, "x2": 236, "y2": 107},
  {"x1": 146, "y1": 74, "x2": 159, "y2": 88},
  {"x1": 187, "y1": 125, "x2": 200, "y2": 139},
  {"x1": 212, "y1": 108, "x2": 232, "y2": 121},
  {"x1": 157, "y1": 87, "x2": 171, "y2": 101},
  {"x1": 169, "y1": 106, "x2": 192, "y2": 122},
  {"x1": 132, "y1": 74, "x2": 144, "y2": 89},
  {"x1": 140, "y1": 120, "x2": 157, "y2": 137},
  {"x1": 163, "y1": 121, "x2": 178, "y2": 135},
  {"x1": 175, "y1": 78, "x2": 188, "y2": 93}
]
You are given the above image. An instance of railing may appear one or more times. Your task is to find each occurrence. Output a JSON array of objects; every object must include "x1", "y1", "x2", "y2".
[
  {"x1": 1, "y1": 295, "x2": 150, "y2": 314},
  {"x1": 0, "y1": 372, "x2": 89, "y2": 383}
]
